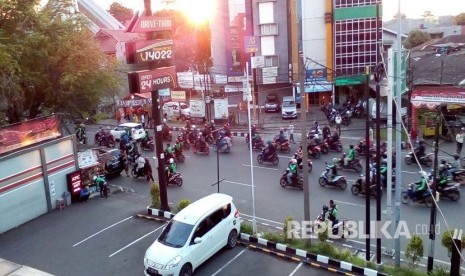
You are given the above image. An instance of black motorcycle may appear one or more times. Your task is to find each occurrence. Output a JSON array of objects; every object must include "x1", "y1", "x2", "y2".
[
  {"x1": 313, "y1": 205, "x2": 350, "y2": 238},
  {"x1": 402, "y1": 181, "x2": 434, "y2": 207},
  {"x1": 336, "y1": 154, "x2": 363, "y2": 173},
  {"x1": 165, "y1": 171, "x2": 183, "y2": 186},
  {"x1": 257, "y1": 152, "x2": 279, "y2": 165},
  {"x1": 141, "y1": 137, "x2": 155, "y2": 151},
  {"x1": 279, "y1": 169, "x2": 303, "y2": 190},
  {"x1": 174, "y1": 151, "x2": 185, "y2": 163},
  {"x1": 405, "y1": 152, "x2": 433, "y2": 167},
  {"x1": 131, "y1": 165, "x2": 146, "y2": 178},
  {"x1": 352, "y1": 173, "x2": 382, "y2": 198}
]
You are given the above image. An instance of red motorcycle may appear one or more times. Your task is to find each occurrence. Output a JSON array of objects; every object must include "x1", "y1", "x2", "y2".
[
  {"x1": 307, "y1": 145, "x2": 321, "y2": 159},
  {"x1": 321, "y1": 138, "x2": 343, "y2": 153},
  {"x1": 355, "y1": 139, "x2": 374, "y2": 157},
  {"x1": 95, "y1": 131, "x2": 116, "y2": 148},
  {"x1": 273, "y1": 138, "x2": 290, "y2": 153}
]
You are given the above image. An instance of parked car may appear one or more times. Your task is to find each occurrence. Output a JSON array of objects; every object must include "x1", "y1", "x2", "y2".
[
  {"x1": 97, "y1": 148, "x2": 123, "y2": 178},
  {"x1": 281, "y1": 96, "x2": 297, "y2": 119},
  {"x1": 110, "y1": 123, "x2": 146, "y2": 141},
  {"x1": 162, "y1": 101, "x2": 191, "y2": 120},
  {"x1": 264, "y1": 94, "x2": 281, "y2": 112},
  {"x1": 144, "y1": 193, "x2": 241, "y2": 276},
  {"x1": 444, "y1": 114, "x2": 465, "y2": 132}
]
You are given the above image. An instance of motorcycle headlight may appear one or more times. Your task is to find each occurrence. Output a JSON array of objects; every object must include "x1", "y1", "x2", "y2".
[{"x1": 165, "y1": 256, "x2": 182, "y2": 269}]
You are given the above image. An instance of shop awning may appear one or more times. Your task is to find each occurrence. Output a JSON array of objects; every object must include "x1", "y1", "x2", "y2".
[
  {"x1": 335, "y1": 75, "x2": 365, "y2": 86},
  {"x1": 411, "y1": 88, "x2": 465, "y2": 107}
]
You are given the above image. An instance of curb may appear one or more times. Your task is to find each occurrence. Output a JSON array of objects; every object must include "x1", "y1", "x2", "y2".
[
  {"x1": 144, "y1": 207, "x2": 387, "y2": 276},
  {"x1": 240, "y1": 233, "x2": 387, "y2": 276}
]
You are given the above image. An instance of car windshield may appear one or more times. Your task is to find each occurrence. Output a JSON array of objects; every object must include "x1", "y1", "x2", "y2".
[
  {"x1": 267, "y1": 98, "x2": 278, "y2": 103},
  {"x1": 109, "y1": 150, "x2": 120, "y2": 159},
  {"x1": 133, "y1": 125, "x2": 142, "y2": 130},
  {"x1": 158, "y1": 220, "x2": 194, "y2": 248},
  {"x1": 283, "y1": 101, "x2": 295, "y2": 107}
]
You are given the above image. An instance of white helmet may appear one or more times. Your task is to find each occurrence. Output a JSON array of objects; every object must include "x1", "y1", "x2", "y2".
[
  {"x1": 162, "y1": 119, "x2": 167, "y2": 123},
  {"x1": 92, "y1": 176, "x2": 97, "y2": 181},
  {"x1": 192, "y1": 125, "x2": 196, "y2": 129},
  {"x1": 291, "y1": 158, "x2": 297, "y2": 164},
  {"x1": 169, "y1": 158, "x2": 174, "y2": 164},
  {"x1": 211, "y1": 120, "x2": 214, "y2": 124}
]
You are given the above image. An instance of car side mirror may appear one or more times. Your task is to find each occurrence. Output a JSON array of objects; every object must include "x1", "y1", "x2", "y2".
[{"x1": 194, "y1": 237, "x2": 203, "y2": 244}]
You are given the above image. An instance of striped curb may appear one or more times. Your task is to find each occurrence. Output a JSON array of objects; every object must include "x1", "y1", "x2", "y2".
[
  {"x1": 147, "y1": 206, "x2": 175, "y2": 219},
  {"x1": 240, "y1": 233, "x2": 388, "y2": 276},
  {"x1": 136, "y1": 214, "x2": 170, "y2": 222}
]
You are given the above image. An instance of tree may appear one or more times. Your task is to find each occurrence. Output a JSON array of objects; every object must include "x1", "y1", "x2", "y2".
[
  {"x1": 404, "y1": 29, "x2": 431, "y2": 49},
  {"x1": 441, "y1": 229, "x2": 465, "y2": 257},
  {"x1": 0, "y1": 0, "x2": 121, "y2": 123},
  {"x1": 392, "y1": 13, "x2": 407, "y2": 20},
  {"x1": 453, "y1": 13, "x2": 465, "y2": 25},
  {"x1": 108, "y1": 2, "x2": 133, "y2": 25},
  {"x1": 405, "y1": 235, "x2": 424, "y2": 267}
]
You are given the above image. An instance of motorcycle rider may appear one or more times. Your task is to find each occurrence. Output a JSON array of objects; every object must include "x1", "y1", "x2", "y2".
[
  {"x1": 328, "y1": 131, "x2": 340, "y2": 146},
  {"x1": 190, "y1": 125, "x2": 198, "y2": 143},
  {"x1": 252, "y1": 133, "x2": 262, "y2": 148},
  {"x1": 136, "y1": 155, "x2": 146, "y2": 177},
  {"x1": 165, "y1": 158, "x2": 177, "y2": 181},
  {"x1": 327, "y1": 200, "x2": 339, "y2": 232},
  {"x1": 277, "y1": 128, "x2": 287, "y2": 145},
  {"x1": 414, "y1": 140, "x2": 426, "y2": 159},
  {"x1": 223, "y1": 123, "x2": 231, "y2": 137},
  {"x1": 197, "y1": 133, "x2": 208, "y2": 152},
  {"x1": 415, "y1": 171, "x2": 429, "y2": 199},
  {"x1": 263, "y1": 140, "x2": 277, "y2": 161},
  {"x1": 448, "y1": 154, "x2": 461, "y2": 179},
  {"x1": 141, "y1": 130, "x2": 151, "y2": 148},
  {"x1": 287, "y1": 158, "x2": 298, "y2": 184},
  {"x1": 162, "y1": 119, "x2": 170, "y2": 138},
  {"x1": 120, "y1": 130, "x2": 130, "y2": 150},
  {"x1": 126, "y1": 138, "x2": 139, "y2": 159},
  {"x1": 174, "y1": 139, "x2": 183, "y2": 157},
  {"x1": 75, "y1": 122, "x2": 86, "y2": 141},
  {"x1": 322, "y1": 124, "x2": 331, "y2": 140},
  {"x1": 328, "y1": 158, "x2": 339, "y2": 181},
  {"x1": 437, "y1": 159, "x2": 449, "y2": 190},
  {"x1": 344, "y1": 145, "x2": 355, "y2": 166},
  {"x1": 165, "y1": 143, "x2": 174, "y2": 161}
]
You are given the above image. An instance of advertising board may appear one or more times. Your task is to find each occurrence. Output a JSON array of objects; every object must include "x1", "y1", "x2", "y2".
[
  {"x1": 189, "y1": 100, "x2": 205, "y2": 117},
  {"x1": 214, "y1": 98, "x2": 229, "y2": 119}
]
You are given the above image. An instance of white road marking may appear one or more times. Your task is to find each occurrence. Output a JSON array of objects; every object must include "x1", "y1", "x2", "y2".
[
  {"x1": 401, "y1": 170, "x2": 418, "y2": 174},
  {"x1": 242, "y1": 164, "x2": 279, "y2": 171},
  {"x1": 211, "y1": 249, "x2": 246, "y2": 276},
  {"x1": 279, "y1": 155, "x2": 292, "y2": 159},
  {"x1": 73, "y1": 216, "x2": 133, "y2": 247},
  {"x1": 223, "y1": 180, "x2": 252, "y2": 187},
  {"x1": 288, "y1": 262, "x2": 303, "y2": 276},
  {"x1": 108, "y1": 224, "x2": 166, "y2": 258},
  {"x1": 335, "y1": 200, "x2": 368, "y2": 207}
]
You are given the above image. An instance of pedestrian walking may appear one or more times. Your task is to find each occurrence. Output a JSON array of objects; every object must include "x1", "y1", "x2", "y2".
[
  {"x1": 456, "y1": 128, "x2": 465, "y2": 155},
  {"x1": 144, "y1": 157, "x2": 154, "y2": 182},
  {"x1": 288, "y1": 121, "x2": 295, "y2": 144},
  {"x1": 141, "y1": 113, "x2": 145, "y2": 129},
  {"x1": 335, "y1": 114, "x2": 342, "y2": 136}
]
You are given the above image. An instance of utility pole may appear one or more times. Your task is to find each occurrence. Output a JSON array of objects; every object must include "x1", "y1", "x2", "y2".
[
  {"x1": 364, "y1": 66, "x2": 371, "y2": 262},
  {"x1": 145, "y1": 0, "x2": 169, "y2": 211},
  {"x1": 427, "y1": 106, "x2": 440, "y2": 272},
  {"x1": 297, "y1": 0, "x2": 310, "y2": 246},
  {"x1": 375, "y1": 63, "x2": 382, "y2": 266}
]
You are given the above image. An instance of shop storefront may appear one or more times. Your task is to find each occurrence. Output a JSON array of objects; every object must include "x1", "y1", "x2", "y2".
[{"x1": 411, "y1": 87, "x2": 465, "y2": 139}]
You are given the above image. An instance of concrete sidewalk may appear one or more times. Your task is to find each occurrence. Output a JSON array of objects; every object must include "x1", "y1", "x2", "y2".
[{"x1": 0, "y1": 258, "x2": 53, "y2": 276}]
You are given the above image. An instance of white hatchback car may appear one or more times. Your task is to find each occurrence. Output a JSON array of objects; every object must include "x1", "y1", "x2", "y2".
[
  {"x1": 144, "y1": 193, "x2": 241, "y2": 276},
  {"x1": 110, "y1": 123, "x2": 146, "y2": 141},
  {"x1": 162, "y1": 102, "x2": 191, "y2": 120}
]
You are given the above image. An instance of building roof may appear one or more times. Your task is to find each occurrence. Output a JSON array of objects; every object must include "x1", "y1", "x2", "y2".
[
  {"x1": 411, "y1": 34, "x2": 465, "y2": 52},
  {"x1": 411, "y1": 50, "x2": 465, "y2": 86},
  {"x1": 95, "y1": 28, "x2": 142, "y2": 42},
  {"x1": 382, "y1": 27, "x2": 408, "y2": 38}
]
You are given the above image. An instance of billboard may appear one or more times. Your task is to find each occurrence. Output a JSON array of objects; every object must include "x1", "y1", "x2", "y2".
[
  {"x1": 214, "y1": 98, "x2": 229, "y2": 119},
  {"x1": 0, "y1": 115, "x2": 62, "y2": 155},
  {"x1": 189, "y1": 100, "x2": 206, "y2": 117}
]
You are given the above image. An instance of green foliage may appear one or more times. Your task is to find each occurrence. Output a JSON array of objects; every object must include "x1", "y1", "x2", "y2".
[
  {"x1": 261, "y1": 232, "x2": 284, "y2": 243},
  {"x1": 108, "y1": 2, "x2": 133, "y2": 24},
  {"x1": 404, "y1": 30, "x2": 431, "y2": 49},
  {"x1": 453, "y1": 13, "x2": 465, "y2": 25},
  {"x1": 0, "y1": 0, "x2": 121, "y2": 123},
  {"x1": 283, "y1": 215, "x2": 294, "y2": 242},
  {"x1": 317, "y1": 221, "x2": 329, "y2": 243},
  {"x1": 240, "y1": 222, "x2": 253, "y2": 235},
  {"x1": 177, "y1": 199, "x2": 190, "y2": 212},
  {"x1": 441, "y1": 229, "x2": 465, "y2": 256},
  {"x1": 405, "y1": 235, "x2": 424, "y2": 267},
  {"x1": 150, "y1": 183, "x2": 160, "y2": 209},
  {"x1": 429, "y1": 266, "x2": 448, "y2": 276}
]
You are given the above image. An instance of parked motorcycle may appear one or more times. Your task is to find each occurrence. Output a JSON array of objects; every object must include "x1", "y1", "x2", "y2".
[
  {"x1": 318, "y1": 163, "x2": 347, "y2": 189},
  {"x1": 279, "y1": 169, "x2": 303, "y2": 190},
  {"x1": 257, "y1": 152, "x2": 279, "y2": 165},
  {"x1": 214, "y1": 137, "x2": 232, "y2": 153},
  {"x1": 336, "y1": 154, "x2": 363, "y2": 173},
  {"x1": 313, "y1": 205, "x2": 350, "y2": 238},
  {"x1": 352, "y1": 173, "x2": 382, "y2": 198},
  {"x1": 404, "y1": 152, "x2": 433, "y2": 167},
  {"x1": 141, "y1": 137, "x2": 155, "y2": 152}
]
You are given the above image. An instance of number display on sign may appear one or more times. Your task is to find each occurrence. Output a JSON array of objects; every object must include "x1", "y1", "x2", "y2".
[{"x1": 139, "y1": 49, "x2": 172, "y2": 62}]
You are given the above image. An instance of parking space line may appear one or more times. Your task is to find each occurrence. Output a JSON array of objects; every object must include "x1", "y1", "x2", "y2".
[
  {"x1": 336, "y1": 200, "x2": 369, "y2": 208},
  {"x1": 210, "y1": 249, "x2": 246, "y2": 276},
  {"x1": 108, "y1": 224, "x2": 166, "y2": 258},
  {"x1": 73, "y1": 216, "x2": 133, "y2": 247},
  {"x1": 242, "y1": 164, "x2": 279, "y2": 171},
  {"x1": 223, "y1": 180, "x2": 252, "y2": 187},
  {"x1": 288, "y1": 262, "x2": 303, "y2": 276}
]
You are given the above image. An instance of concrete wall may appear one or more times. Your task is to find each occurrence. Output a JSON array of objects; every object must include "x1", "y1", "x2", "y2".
[
  {"x1": 302, "y1": 0, "x2": 327, "y2": 66},
  {"x1": 0, "y1": 137, "x2": 77, "y2": 234}
]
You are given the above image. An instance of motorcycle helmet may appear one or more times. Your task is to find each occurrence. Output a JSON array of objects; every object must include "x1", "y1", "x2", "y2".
[
  {"x1": 92, "y1": 176, "x2": 97, "y2": 181},
  {"x1": 322, "y1": 205, "x2": 329, "y2": 212},
  {"x1": 211, "y1": 120, "x2": 214, "y2": 124},
  {"x1": 169, "y1": 158, "x2": 174, "y2": 164},
  {"x1": 291, "y1": 158, "x2": 297, "y2": 164},
  {"x1": 350, "y1": 145, "x2": 354, "y2": 149},
  {"x1": 333, "y1": 158, "x2": 339, "y2": 163},
  {"x1": 267, "y1": 140, "x2": 272, "y2": 145},
  {"x1": 441, "y1": 159, "x2": 447, "y2": 165},
  {"x1": 162, "y1": 118, "x2": 167, "y2": 123},
  {"x1": 192, "y1": 125, "x2": 196, "y2": 129},
  {"x1": 454, "y1": 154, "x2": 460, "y2": 160}
]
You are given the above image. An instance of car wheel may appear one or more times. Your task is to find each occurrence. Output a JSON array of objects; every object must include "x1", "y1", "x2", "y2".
[
  {"x1": 227, "y1": 229, "x2": 238, "y2": 248},
  {"x1": 179, "y1": 263, "x2": 193, "y2": 276}
]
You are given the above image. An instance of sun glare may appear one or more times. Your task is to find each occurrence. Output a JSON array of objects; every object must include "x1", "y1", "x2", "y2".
[{"x1": 177, "y1": 0, "x2": 215, "y2": 24}]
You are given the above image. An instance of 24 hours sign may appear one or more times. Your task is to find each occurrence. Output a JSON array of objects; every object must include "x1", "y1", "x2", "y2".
[{"x1": 129, "y1": 66, "x2": 177, "y2": 93}]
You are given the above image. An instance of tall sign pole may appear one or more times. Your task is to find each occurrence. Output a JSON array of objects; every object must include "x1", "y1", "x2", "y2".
[
  {"x1": 246, "y1": 62, "x2": 257, "y2": 234},
  {"x1": 364, "y1": 66, "x2": 371, "y2": 261}
]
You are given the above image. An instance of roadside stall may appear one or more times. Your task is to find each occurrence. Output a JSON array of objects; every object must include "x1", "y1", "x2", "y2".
[{"x1": 75, "y1": 149, "x2": 106, "y2": 199}]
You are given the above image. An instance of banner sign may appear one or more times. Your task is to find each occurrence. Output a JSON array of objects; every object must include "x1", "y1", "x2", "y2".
[
  {"x1": 171, "y1": 90, "x2": 186, "y2": 101},
  {"x1": 306, "y1": 68, "x2": 327, "y2": 82},
  {"x1": 214, "y1": 98, "x2": 229, "y2": 119},
  {"x1": 244, "y1": 36, "x2": 258, "y2": 53},
  {"x1": 0, "y1": 115, "x2": 61, "y2": 155},
  {"x1": 189, "y1": 100, "x2": 205, "y2": 117},
  {"x1": 134, "y1": 40, "x2": 173, "y2": 63},
  {"x1": 411, "y1": 90, "x2": 465, "y2": 106},
  {"x1": 177, "y1": 72, "x2": 194, "y2": 88},
  {"x1": 77, "y1": 149, "x2": 99, "y2": 169},
  {"x1": 66, "y1": 170, "x2": 82, "y2": 196},
  {"x1": 118, "y1": 99, "x2": 151, "y2": 107},
  {"x1": 131, "y1": 16, "x2": 172, "y2": 33},
  {"x1": 129, "y1": 66, "x2": 177, "y2": 93}
]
